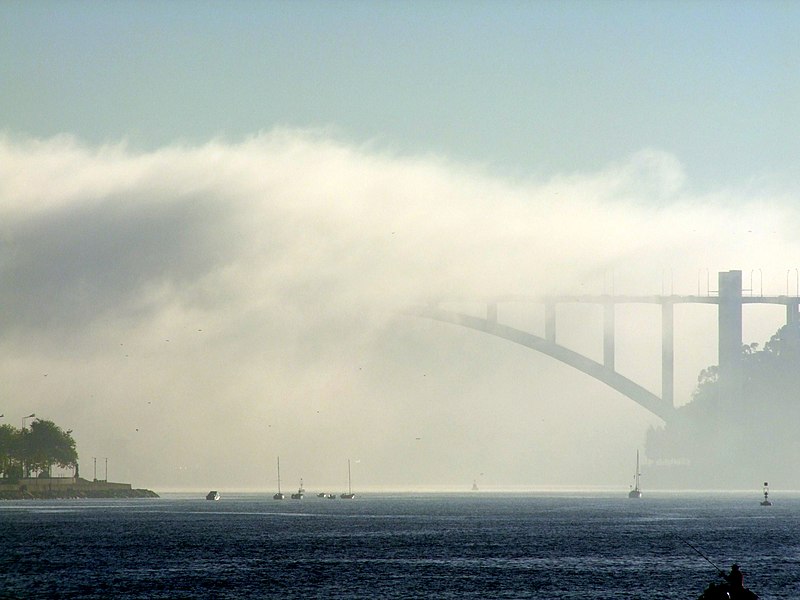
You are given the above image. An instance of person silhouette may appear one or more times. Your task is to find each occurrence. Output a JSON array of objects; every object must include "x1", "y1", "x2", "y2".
[{"x1": 723, "y1": 564, "x2": 744, "y2": 589}]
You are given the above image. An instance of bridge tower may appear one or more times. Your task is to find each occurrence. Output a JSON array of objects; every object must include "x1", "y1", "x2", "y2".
[{"x1": 718, "y1": 270, "x2": 743, "y2": 402}]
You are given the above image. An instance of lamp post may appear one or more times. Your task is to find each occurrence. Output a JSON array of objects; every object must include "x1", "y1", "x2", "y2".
[
  {"x1": 93, "y1": 457, "x2": 97, "y2": 482},
  {"x1": 20, "y1": 414, "x2": 35, "y2": 478},
  {"x1": 103, "y1": 457, "x2": 108, "y2": 482}
]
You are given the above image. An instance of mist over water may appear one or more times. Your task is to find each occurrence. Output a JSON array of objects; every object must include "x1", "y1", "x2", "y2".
[{"x1": 2, "y1": 131, "x2": 800, "y2": 491}]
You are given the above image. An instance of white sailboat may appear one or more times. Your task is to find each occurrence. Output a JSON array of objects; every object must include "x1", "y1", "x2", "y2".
[
  {"x1": 273, "y1": 457, "x2": 284, "y2": 500},
  {"x1": 340, "y1": 459, "x2": 355, "y2": 499},
  {"x1": 628, "y1": 450, "x2": 642, "y2": 498}
]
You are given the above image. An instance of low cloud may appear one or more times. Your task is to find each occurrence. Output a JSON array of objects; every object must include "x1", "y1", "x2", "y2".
[{"x1": 2, "y1": 130, "x2": 798, "y2": 490}]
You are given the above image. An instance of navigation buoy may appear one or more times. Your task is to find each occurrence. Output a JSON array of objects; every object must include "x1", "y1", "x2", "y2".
[{"x1": 760, "y1": 481, "x2": 772, "y2": 506}]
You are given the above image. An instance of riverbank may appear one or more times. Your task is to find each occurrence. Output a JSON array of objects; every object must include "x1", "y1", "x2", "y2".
[{"x1": 0, "y1": 476, "x2": 159, "y2": 499}]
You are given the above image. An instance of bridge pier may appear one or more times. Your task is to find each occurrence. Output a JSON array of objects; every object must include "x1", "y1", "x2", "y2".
[
  {"x1": 787, "y1": 301, "x2": 799, "y2": 325},
  {"x1": 718, "y1": 270, "x2": 743, "y2": 401},
  {"x1": 662, "y1": 303, "x2": 674, "y2": 407},
  {"x1": 603, "y1": 302, "x2": 615, "y2": 370},
  {"x1": 545, "y1": 302, "x2": 556, "y2": 343},
  {"x1": 487, "y1": 302, "x2": 497, "y2": 325}
]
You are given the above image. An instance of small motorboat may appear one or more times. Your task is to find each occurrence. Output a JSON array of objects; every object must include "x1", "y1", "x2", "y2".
[
  {"x1": 697, "y1": 580, "x2": 759, "y2": 599},
  {"x1": 697, "y1": 564, "x2": 758, "y2": 599},
  {"x1": 291, "y1": 478, "x2": 305, "y2": 499},
  {"x1": 206, "y1": 490, "x2": 220, "y2": 501}
]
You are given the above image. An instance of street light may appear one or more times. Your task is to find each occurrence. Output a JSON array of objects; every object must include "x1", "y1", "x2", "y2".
[
  {"x1": 103, "y1": 457, "x2": 108, "y2": 482},
  {"x1": 697, "y1": 268, "x2": 710, "y2": 296},
  {"x1": 786, "y1": 269, "x2": 799, "y2": 297},
  {"x1": 93, "y1": 457, "x2": 97, "y2": 482},
  {"x1": 21, "y1": 413, "x2": 35, "y2": 429}
]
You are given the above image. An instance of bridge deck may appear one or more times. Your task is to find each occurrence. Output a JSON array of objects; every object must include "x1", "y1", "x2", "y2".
[{"x1": 483, "y1": 294, "x2": 800, "y2": 305}]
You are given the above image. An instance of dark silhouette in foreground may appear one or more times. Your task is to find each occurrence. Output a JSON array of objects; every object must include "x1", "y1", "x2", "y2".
[{"x1": 698, "y1": 564, "x2": 758, "y2": 600}]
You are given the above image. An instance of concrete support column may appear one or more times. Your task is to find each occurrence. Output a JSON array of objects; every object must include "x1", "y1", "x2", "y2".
[
  {"x1": 718, "y1": 270, "x2": 743, "y2": 400},
  {"x1": 603, "y1": 302, "x2": 615, "y2": 370},
  {"x1": 545, "y1": 302, "x2": 556, "y2": 343},
  {"x1": 787, "y1": 301, "x2": 799, "y2": 325},
  {"x1": 662, "y1": 302, "x2": 674, "y2": 407},
  {"x1": 487, "y1": 302, "x2": 497, "y2": 326}
]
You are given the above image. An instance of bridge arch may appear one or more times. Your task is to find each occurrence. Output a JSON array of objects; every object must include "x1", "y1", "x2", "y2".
[
  {"x1": 407, "y1": 271, "x2": 800, "y2": 424},
  {"x1": 407, "y1": 305, "x2": 675, "y2": 422}
]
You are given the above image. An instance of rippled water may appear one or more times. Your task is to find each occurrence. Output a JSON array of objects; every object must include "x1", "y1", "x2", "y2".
[{"x1": 1, "y1": 492, "x2": 798, "y2": 598}]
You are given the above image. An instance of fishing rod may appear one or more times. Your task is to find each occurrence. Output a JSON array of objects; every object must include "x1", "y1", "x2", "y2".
[{"x1": 680, "y1": 537, "x2": 724, "y2": 574}]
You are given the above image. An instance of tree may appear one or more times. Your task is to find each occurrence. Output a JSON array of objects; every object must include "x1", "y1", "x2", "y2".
[
  {"x1": 24, "y1": 419, "x2": 78, "y2": 476},
  {"x1": 0, "y1": 424, "x2": 22, "y2": 480},
  {"x1": 646, "y1": 322, "x2": 800, "y2": 487}
]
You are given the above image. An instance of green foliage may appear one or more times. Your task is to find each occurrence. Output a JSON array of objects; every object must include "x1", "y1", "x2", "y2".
[
  {"x1": 0, "y1": 424, "x2": 22, "y2": 480},
  {"x1": 646, "y1": 322, "x2": 800, "y2": 483},
  {"x1": 0, "y1": 418, "x2": 78, "y2": 479},
  {"x1": 24, "y1": 420, "x2": 78, "y2": 475}
]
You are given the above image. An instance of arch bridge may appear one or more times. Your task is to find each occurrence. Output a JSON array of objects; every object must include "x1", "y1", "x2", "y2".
[{"x1": 407, "y1": 271, "x2": 800, "y2": 422}]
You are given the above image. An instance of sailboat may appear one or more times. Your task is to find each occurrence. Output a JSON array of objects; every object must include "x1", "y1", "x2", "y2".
[
  {"x1": 760, "y1": 481, "x2": 772, "y2": 506},
  {"x1": 340, "y1": 459, "x2": 355, "y2": 499},
  {"x1": 628, "y1": 450, "x2": 642, "y2": 498},
  {"x1": 273, "y1": 457, "x2": 285, "y2": 500}
]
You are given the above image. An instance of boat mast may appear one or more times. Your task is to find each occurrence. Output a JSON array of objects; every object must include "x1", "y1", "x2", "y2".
[
  {"x1": 347, "y1": 458, "x2": 352, "y2": 495},
  {"x1": 277, "y1": 456, "x2": 281, "y2": 494},
  {"x1": 634, "y1": 450, "x2": 640, "y2": 491}
]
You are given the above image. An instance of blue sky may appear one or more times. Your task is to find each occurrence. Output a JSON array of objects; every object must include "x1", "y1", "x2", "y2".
[
  {"x1": 3, "y1": 1, "x2": 799, "y2": 189},
  {"x1": 3, "y1": 1, "x2": 800, "y2": 489}
]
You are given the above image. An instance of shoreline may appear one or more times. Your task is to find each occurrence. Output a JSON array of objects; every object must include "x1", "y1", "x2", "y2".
[
  {"x1": 0, "y1": 476, "x2": 159, "y2": 499},
  {"x1": 0, "y1": 488, "x2": 159, "y2": 500}
]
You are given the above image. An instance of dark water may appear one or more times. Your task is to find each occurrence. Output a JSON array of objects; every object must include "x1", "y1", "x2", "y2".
[{"x1": 1, "y1": 492, "x2": 798, "y2": 599}]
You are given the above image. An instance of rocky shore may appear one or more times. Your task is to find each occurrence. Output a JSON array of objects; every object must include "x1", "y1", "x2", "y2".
[
  {"x1": 0, "y1": 487, "x2": 159, "y2": 500},
  {"x1": 0, "y1": 476, "x2": 159, "y2": 500}
]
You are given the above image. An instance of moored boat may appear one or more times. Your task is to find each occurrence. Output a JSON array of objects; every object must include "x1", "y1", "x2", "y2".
[
  {"x1": 273, "y1": 457, "x2": 285, "y2": 500},
  {"x1": 628, "y1": 450, "x2": 642, "y2": 498},
  {"x1": 291, "y1": 478, "x2": 304, "y2": 499},
  {"x1": 340, "y1": 459, "x2": 355, "y2": 499},
  {"x1": 206, "y1": 490, "x2": 220, "y2": 501}
]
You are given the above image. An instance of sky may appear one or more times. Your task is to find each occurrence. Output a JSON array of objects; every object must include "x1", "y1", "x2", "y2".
[{"x1": 2, "y1": 1, "x2": 800, "y2": 492}]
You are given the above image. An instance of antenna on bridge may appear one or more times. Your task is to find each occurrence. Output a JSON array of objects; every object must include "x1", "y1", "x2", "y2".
[{"x1": 604, "y1": 270, "x2": 615, "y2": 296}]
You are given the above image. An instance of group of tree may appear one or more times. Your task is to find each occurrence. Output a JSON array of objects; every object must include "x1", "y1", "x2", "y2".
[
  {"x1": 0, "y1": 419, "x2": 78, "y2": 482},
  {"x1": 647, "y1": 321, "x2": 800, "y2": 486}
]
